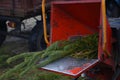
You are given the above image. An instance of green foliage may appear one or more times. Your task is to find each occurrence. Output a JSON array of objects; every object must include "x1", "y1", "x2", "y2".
[
  {"x1": 18, "y1": 69, "x2": 71, "y2": 80},
  {"x1": 32, "y1": 70, "x2": 70, "y2": 80},
  {"x1": 6, "y1": 52, "x2": 34, "y2": 64},
  {"x1": 70, "y1": 33, "x2": 98, "y2": 59},
  {"x1": 0, "y1": 55, "x2": 9, "y2": 68},
  {"x1": 0, "y1": 45, "x2": 13, "y2": 68},
  {"x1": 0, "y1": 33, "x2": 98, "y2": 80}
]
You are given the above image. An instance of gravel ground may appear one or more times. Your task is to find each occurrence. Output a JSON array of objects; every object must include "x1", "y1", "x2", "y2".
[{"x1": 3, "y1": 36, "x2": 29, "y2": 54}]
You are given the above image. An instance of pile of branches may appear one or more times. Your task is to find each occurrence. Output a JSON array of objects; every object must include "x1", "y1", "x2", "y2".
[{"x1": 0, "y1": 33, "x2": 98, "y2": 80}]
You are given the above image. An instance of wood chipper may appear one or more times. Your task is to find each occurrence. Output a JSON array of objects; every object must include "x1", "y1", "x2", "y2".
[
  {"x1": 39, "y1": 0, "x2": 120, "y2": 80},
  {"x1": 0, "y1": 0, "x2": 120, "y2": 80}
]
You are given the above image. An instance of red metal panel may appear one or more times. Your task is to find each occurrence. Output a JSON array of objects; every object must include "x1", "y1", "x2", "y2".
[{"x1": 51, "y1": 0, "x2": 101, "y2": 43}]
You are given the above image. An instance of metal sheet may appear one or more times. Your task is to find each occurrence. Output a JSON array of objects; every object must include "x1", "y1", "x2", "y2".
[{"x1": 41, "y1": 57, "x2": 99, "y2": 77}]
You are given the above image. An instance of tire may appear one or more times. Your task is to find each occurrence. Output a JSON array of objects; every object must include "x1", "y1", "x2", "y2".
[
  {"x1": 29, "y1": 20, "x2": 50, "y2": 52},
  {"x1": 36, "y1": 31, "x2": 47, "y2": 51},
  {"x1": 106, "y1": 0, "x2": 120, "y2": 17},
  {"x1": 0, "y1": 20, "x2": 7, "y2": 47}
]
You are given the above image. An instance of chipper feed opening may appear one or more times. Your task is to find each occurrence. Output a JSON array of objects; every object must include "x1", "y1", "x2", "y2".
[{"x1": 41, "y1": 0, "x2": 112, "y2": 78}]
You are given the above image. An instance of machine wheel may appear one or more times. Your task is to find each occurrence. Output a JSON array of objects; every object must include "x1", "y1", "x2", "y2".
[
  {"x1": 29, "y1": 20, "x2": 50, "y2": 52},
  {"x1": 36, "y1": 31, "x2": 47, "y2": 51},
  {"x1": 0, "y1": 20, "x2": 7, "y2": 47},
  {"x1": 106, "y1": 0, "x2": 120, "y2": 17}
]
